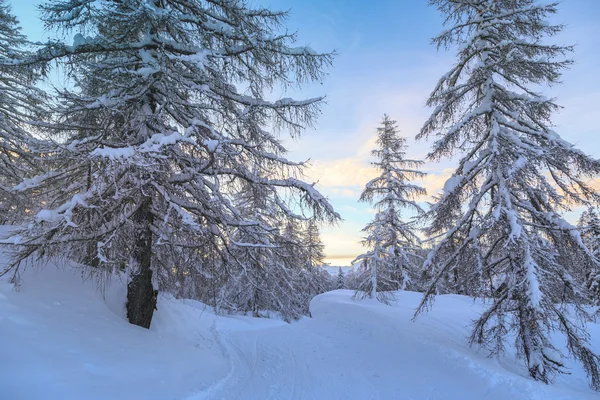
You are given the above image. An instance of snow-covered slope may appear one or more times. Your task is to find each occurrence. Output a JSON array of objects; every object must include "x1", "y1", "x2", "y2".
[
  {"x1": 0, "y1": 266, "x2": 231, "y2": 400},
  {"x1": 1, "y1": 264, "x2": 598, "y2": 400}
]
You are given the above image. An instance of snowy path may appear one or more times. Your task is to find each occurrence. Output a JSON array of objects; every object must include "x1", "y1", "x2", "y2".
[{"x1": 192, "y1": 291, "x2": 597, "y2": 400}]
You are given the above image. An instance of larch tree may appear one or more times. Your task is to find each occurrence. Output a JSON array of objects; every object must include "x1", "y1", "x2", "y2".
[
  {"x1": 302, "y1": 217, "x2": 329, "y2": 294},
  {"x1": 279, "y1": 216, "x2": 311, "y2": 315},
  {"x1": 276, "y1": 217, "x2": 331, "y2": 314},
  {"x1": 222, "y1": 180, "x2": 277, "y2": 318},
  {"x1": 305, "y1": 217, "x2": 326, "y2": 270},
  {"x1": 578, "y1": 207, "x2": 600, "y2": 301},
  {"x1": 5, "y1": 0, "x2": 339, "y2": 328},
  {"x1": 280, "y1": 217, "x2": 307, "y2": 274},
  {"x1": 417, "y1": 0, "x2": 600, "y2": 388},
  {"x1": 221, "y1": 179, "x2": 305, "y2": 322},
  {"x1": 354, "y1": 115, "x2": 426, "y2": 303},
  {"x1": 0, "y1": 0, "x2": 46, "y2": 223}
]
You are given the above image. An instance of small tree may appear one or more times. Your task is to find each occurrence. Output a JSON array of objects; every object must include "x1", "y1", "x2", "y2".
[
  {"x1": 337, "y1": 267, "x2": 345, "y2": 289},
  {"x1": 578, "y1": 208, "x2": 600, "y2": 301},
  {"x1": 219, "y1": 180, "x2": 306, "y2": 322},
  {"x1": 305, "y1": 218, "x2": 326, "y2": 267},
  {"x1": 417, "y1": 0, "x2": 600, "y2": 388},
  {"x1": 303, "y1": 218, "x2": 329, "y2": 293},
  {"x1": 354, "y1": 115, "x2": 426, "y2": 303}
]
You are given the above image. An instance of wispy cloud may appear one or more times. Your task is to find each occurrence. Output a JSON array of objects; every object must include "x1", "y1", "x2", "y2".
[{"x1": 307, "y1": 158, "x2": 377, "y2": 189}]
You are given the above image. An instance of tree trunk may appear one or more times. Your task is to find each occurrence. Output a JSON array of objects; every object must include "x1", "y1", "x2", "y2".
[
  {"x1": 370, "y1": 258, "x2": 377, "y2": 299},
  {"x1": 126, "y1": 197, "x2": 157, "y2": 329}
]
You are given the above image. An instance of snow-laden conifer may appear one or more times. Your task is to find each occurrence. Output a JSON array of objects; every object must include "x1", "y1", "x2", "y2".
[
  {"x1": 578, "y1": 208, "x2": 600, "y2": 301},
  {"x1": 417, "y1": 0, "x2": 600, "y2": 388},
  {"x1": 337, "y1": 267, "x2": 345, "y2": 289},
  {"x1": 6, "y1": 0, "x2": 339, "y2": 328},
  {"x1": 354, "y1": 115, "x2": 426, "y2": 303},
  {"x1": 221, "y1": 180, "x2": 292, "y2": 319},
  {"x1": 301, "y1": 218, "x2": 329, "y2": 294}
]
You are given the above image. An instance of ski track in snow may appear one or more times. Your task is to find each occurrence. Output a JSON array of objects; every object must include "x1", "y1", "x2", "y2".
[{"x1": 186, "y1": 292, "x2": 594, "y2": 400}]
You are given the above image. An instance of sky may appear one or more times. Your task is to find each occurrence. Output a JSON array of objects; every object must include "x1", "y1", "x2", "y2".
[{"x1": 11, "y1": 0, "x2": 600, "y2": 266}]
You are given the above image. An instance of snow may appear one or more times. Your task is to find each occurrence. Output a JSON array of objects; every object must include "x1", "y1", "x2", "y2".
[
  {"x1": 90, "y1": 146, "x2": 135, "y2": 160},
  {"x1": 35, "y1": 194, "x2": 90, "y2": 227},
  {"x1": 90, "y1": 133, "x2": 198, "y2": 160},
  {"x1": 13, "y1": 172, "x2": 57, "y2": 191},
  {"x1": 1, "y1": 254, "x2": 599, "y2": 399},
  {"x1": 525, "y1": 249, "x2": 542, "y2": 309},
  {"x1": 72, "y1": 33, "x2": 89, "y2": 49},
  {"x1": 178, "y1": 49, "x2": 212, "y2": 67},
  {"x1": 442, "y1": 175, "x2": 462, "y2": 196},
  {"x1": 0, "y1": 266, "x2": 229, "y2": 400},
  {"x1": 285, "y1": 46, "x2": 318, "y2": 56},
  {"x1": 506, "y1": 209, "x2": 523, "y2": 239},
  {"x1": 203, "y1": 139, "x2": 219, "y2": 153}
]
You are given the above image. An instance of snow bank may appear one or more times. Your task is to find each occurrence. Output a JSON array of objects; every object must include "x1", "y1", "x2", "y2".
[{"x1": 0, "y1": 266, "x2": 229, "y2": 400}]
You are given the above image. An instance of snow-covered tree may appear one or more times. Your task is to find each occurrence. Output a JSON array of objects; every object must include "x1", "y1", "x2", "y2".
[
  {"x1": 578, "y1": 208, "x2": 600, "y2": 300},
  {"x1": 354, "y1": 115, "x2": 426, "y2": 303},
  {"x1": 280, "y1": 217, "x2": 307, "y2": 271},
  {"x1": 221, "y1": 181, "x2": 280, "y2": 318},
  {"x1": 305, "y1": 218, "x2": 326, "y2": 269},
  {"x1": 417, "y1": 0, "x2": 600, "y2": 388},
  {"x1": 336, "y1": 267, "x2": 345, "y2": 289},
  {"x1": 218, "y1": 178, "x2": 311, "y2": 322},
  {"x1": 300, "y1": 218, "x2": 329, "y2": 296},
  {"x1": 579, "y1": 209, "x2": 600, "y2": 256},
  {"x1": 5, "y1": 0, "x2": 339, "y2": 328},
  {"x1": 0, "y1": 1, "x2": 46, "y2": 223}
]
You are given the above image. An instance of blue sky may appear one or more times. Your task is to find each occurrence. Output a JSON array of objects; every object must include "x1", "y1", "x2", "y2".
[{"x1": 11, "y1": 0, "x2": 600, "y2": 265}]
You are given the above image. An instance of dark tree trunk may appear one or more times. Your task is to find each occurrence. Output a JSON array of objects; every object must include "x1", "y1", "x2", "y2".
[
  {"x1": 82, "y1": 163, "x2": 100, "y2": 268},
  {"x1": 126, "y1": 197, "x2": 157, "y2": 329},
  {"x1": 83, "y1": 241, "x2": 100, "y2": 268}
]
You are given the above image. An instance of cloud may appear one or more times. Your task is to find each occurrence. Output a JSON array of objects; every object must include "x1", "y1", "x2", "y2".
[
  {"x1": 321, "y1": 225, "x2": 367, "y2": 266},
  {"x1": 307, "y1": 152, "x2": 454, "y2": 203},
  {"x1": 306, "y1": 158, "x2": 377, "y2": 189},
  {"x1": 324, "y1": 256, "x2": 358, "y2": 267},
  {"x1": 416, "y1": 167, "x2": 456, "y2": 201}
]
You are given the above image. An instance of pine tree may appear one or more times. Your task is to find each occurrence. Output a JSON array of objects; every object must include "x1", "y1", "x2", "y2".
[
  {"x1": 336, "y1": 267, "x2": 345, "y2": 289},
  {"x1": 6, "y1": 0, "x2": 339, "y2": 328},
  {"x1": 417, "y1": 0, "x2": 600, "y2": 388},
  {"x1": 353, "y1": 115, "x2": 426, "y2": 303},
  {"x1": 0, "y1": 1, "x2": 46, "y2": 223}
]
